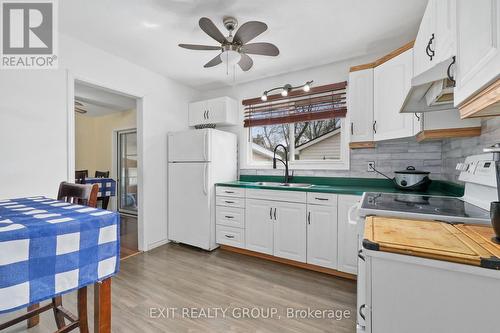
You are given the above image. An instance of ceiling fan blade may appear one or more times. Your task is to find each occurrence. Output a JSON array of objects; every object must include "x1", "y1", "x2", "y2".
[
  {"x1": 238, "y1": 53, "x2": 253, "y2": 71},
  {"x1": 241, "y1": 42, "x2": 279, "y2": 56},
  {"x1": 204, "y1": 54, "x2": 222, "y2": 68},
  {"x1": 233, "y1": 21, "x2": 267, "y2": 44},
  {"x1": 199, "y1": 17, "x2": 227, "y2": 44},
  {"x1": 178, "y1": 44, "x2": 221, "y2": 51},
  {"x1": 75, "y1": 101, "x2": 84, "y2": 106},
  {"x1": 75, "y1": 107, "x2": 87, "y2": 114}
]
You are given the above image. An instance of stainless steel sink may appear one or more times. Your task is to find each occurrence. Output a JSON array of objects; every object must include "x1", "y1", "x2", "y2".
[
  {"x1": 253, "y1": 182, "x2": 285, "y2": 186},
  {"x1": 252, "y1": 182, "x2": 312, "y2": 188},
  {"x1": 280, "y1": 183, "x2": 312, "y2": 188}
]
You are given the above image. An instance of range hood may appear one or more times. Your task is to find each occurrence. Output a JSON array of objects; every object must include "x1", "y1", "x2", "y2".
[{"x1": 400, "y1": 57, "x2": 456, "y2": 113}]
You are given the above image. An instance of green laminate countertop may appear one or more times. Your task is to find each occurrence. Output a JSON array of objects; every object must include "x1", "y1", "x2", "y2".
[{"x1": 216, "y1": 175, "x2": 464, "y2": 197}]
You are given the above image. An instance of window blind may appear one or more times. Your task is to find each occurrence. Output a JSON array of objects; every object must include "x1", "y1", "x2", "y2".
[{"x1": 243, "y1": 82, "x2": 347, "y2": 128}]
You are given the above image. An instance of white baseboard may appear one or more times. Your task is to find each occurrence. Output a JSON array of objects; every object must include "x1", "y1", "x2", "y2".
[{"x1": 147, "y1": 239, "x2": 170, "y2": 251}]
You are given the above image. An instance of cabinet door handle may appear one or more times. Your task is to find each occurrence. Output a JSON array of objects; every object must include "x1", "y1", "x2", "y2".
[
  {"x1": 224, "y1": 190, "x2": 235, "y2": 194},
  {"x1": 203, "y1": 110, "x2": 207, "y2": 119},
  {"x1": 225, "y1": 215, "x2": 234, "y2": 219},
  {"x1": 225, "y1": 234, "x2": 235, "y2": 239},
  {"x1": 447, "y1": 56, "x2": 456, "y2": 87},
  {"x1": 359, "y1": 304, "x2": 366, "y2": 321},
  {"x1": 307, "y1": 211, "x2": 311, "y2": 225},
  {"x1": 426, "y1": 33, "x2": 435, "y2": 61},
  {"x1": 315, "y1": 197, "x2": 329, "y2": 201},
  {"x1": 350, "y1": 122, "x2": 354, "y2": 135},
  {"x1": 207, "y1": 110, "x2": 210, "y2": 119},
  {"x1": 224, "y1": 200, "x2": 234, "y2": 204},
  {"x1": 358, "y1": 249, "x2": 365, "y2": 261},
  {"x1": 269, "y1": 207, "x2": 273, "y2": 220},
  {"x1": 414, "y1": 113, "x2": 420, "y2": 121},
  {"x1": 274, "y1": 208, "x2": 277, "y2": 220},
  {"x1": 372, "y1": 120, "x2": 377, "y2": 134}
]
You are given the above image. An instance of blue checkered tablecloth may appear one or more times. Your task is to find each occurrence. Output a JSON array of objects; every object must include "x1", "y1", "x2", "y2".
[
  {"x1": 84, "y1": 178, "x2": 116, "y2": 198},
  {"x1": 0, "y1": 196, "x2": 120, "y2": 314}
]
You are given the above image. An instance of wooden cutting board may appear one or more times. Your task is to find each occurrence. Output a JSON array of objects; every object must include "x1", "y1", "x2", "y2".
[{"x1": 364, "y1": 216, "x2": 500, "y2": 269}]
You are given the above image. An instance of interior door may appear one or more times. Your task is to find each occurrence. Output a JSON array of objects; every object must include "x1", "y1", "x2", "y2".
[
  {"x1": 117, "y1": 129, "x2": 138, "y2": 215},
  {"x1": 245, "y1": 199, "x2": 274, "y2": 255},
  {"x1": 168, "y1": 129, "x2": 210, "y2": 162},
  {"x1": 307, "y1": 203, "x2": 338, "y2": 269},
  {"x1": 168, "y1": 162, "x2": 210, "y2": 249},
  {"x1": 274, "y1": 201, "x2": 307, "y2": 262}
]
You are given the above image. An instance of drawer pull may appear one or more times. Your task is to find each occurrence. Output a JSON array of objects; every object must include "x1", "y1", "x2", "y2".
[
  {"x1": 224, "y1": 200, "x2": 235, "y2": 204},
  {"x1": 314, "y1": 197, "x2": 329, "y2": 201},
  {"x1": 224, "y1": 190, "x2": 235, "y2": 194},
  {"x1": 225, "y1": 234, "x2": 235, "y2": 239},
  {"x1": 224, "y1": 215, "x2": 234, "y2": 219}
]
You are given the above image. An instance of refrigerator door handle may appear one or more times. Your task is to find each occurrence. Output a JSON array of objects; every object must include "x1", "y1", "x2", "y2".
[
  {"x1": 203, "y1": 163, "x2": 208, "y2": 195},
  {"x1": 203, "y1": 131, "x2": 209, "y2": 161}
]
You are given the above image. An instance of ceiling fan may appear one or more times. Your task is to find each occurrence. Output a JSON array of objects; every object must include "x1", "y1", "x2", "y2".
[
  {"x1": 74, "y1": 100, "x2": 87, "y2": 114},
  {"x1": 179, "y1": 16, "x2": 279, "y2": 71}
]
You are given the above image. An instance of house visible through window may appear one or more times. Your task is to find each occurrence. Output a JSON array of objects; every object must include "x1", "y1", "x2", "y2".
[
  {"x1": 251, "y1": 118, "x2": 343, "y2": 162},
  {"x1": 245, "y1": 82, "x2": 348, "y2": 168}
]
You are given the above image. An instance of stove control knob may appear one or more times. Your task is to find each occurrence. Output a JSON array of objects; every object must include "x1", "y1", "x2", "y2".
[{"x1": 400, "y1": 180, "x2": 407, "y2": 186}]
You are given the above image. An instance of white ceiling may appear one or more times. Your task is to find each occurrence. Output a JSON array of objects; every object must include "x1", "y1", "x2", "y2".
[
  {"x1": 75, "y1": 82, "x2": 136, "y2": 117},
  {"x1": 60, "y1": 0, "x2": 427, "y2": 90}
]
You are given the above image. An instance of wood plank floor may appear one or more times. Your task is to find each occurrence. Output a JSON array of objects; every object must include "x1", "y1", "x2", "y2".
[{"x1": 1, "y1": 244, "x2": 357, "y2": 333}]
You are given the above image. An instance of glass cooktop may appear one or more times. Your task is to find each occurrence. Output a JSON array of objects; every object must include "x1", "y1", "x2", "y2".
[{"x1": 359, "y1": 192, "x2": 490, "y2": 224}]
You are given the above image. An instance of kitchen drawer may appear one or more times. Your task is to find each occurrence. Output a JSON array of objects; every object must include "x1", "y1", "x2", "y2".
[
  {"x1": 216, "y1": 186, "x2": 245, "y2": 198},
  {"x1": 246, "y1": 188, "x2": 306, "y2": 203},
  {"x1": 216, "y1": 196, "x2": 245, "y2": 208},
  {"x1": 216, "y1": 206, "x2": 245, "y2": 228},
  {"x1": 307, "y1": 192, "x2": 337, "y2": 206},
  {"x1": 216, "y1": 225, "x2": 245, "y2": 248}
]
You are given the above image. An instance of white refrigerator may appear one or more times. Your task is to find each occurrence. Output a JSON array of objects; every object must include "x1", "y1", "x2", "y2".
[{"x1": 167, "y1": 129, "x2": 237, "y2": 250}]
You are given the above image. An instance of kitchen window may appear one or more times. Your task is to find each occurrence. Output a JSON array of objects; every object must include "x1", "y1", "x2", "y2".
[{"x1": 243, "y1": 82, "x2": 349, "y2": 170}]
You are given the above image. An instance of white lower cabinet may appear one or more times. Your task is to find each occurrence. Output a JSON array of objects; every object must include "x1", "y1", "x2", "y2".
[
  {"x1": 218, "y1": 187, "x2": 362, "y2": 274},
  {"x1": 273, "y1": 201, "x2": 307, "y2": 262},
  {"x1": 307, "y1": 200, "x2": 338, "y2": 269},
  {"x1": 245, "y1": 199, "x2": 274, "y2": 255},
  {"x1": 337, "y1": 194, "x2": 361, "y2": 274}
]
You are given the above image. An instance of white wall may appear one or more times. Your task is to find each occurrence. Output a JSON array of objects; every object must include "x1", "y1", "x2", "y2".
[{"x1": 0, "y1": 34, "x2": 198, "y2": 251}]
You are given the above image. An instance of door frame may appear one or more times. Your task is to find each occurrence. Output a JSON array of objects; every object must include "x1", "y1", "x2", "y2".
[
  {"x1": 114, "y1": 128, "x2": 138, "y2": 215},
  {"x1": 67, "y1": 71, "x2": 145, "y2": 251}
]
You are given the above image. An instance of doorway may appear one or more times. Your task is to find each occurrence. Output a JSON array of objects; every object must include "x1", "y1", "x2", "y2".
[{"x1": 73, "y1": 80, "x2": 140, "y2": 259}]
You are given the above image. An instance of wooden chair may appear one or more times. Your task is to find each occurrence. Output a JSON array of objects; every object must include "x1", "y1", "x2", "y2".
[
  {"x1": 1, "y1": 182, "x2": 99, "y2": 333},
  {"x1": 75, "y1": 170, "x2": 88, "y2": 184},
  {"x1": 94, "y1": 171, "x2": 110, "y2": 209},
  {"x1": 95, "y1": 170, "x2": 110, "y2": 178}
]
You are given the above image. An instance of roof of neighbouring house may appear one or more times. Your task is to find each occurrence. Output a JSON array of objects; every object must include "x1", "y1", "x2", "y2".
[
  {"x1": 252, "y1": 143, "x2": 275, "y2": 158},
  {"x1": 295, "y1": 128, "x2": 341, "y2": 151}
]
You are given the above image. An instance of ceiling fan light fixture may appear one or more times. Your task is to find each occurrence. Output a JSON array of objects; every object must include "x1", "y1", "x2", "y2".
[{"x1": 221, "y1": 50, "x2": 241, "y2": 66}]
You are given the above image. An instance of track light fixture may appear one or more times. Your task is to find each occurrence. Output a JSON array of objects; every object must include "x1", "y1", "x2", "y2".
[{"x1": 261, "y1": 81, "x2": 313, "y2": 102}]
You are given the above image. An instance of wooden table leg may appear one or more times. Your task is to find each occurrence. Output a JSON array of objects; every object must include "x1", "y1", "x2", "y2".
[
  {"x1": 94, "y1": 278, "x2": 111, "y2": 333},
  {"x1": 26, "y1": 304, "x2": 39, "y2": 328}
]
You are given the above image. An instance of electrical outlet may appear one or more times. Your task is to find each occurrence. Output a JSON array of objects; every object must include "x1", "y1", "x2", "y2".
[{"x1": 367, "y1": 161, "x2": 375, "y2": 172}]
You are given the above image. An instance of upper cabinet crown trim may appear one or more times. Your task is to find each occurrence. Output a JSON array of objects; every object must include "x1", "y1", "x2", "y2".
[{"x1": 349, "y1": 40, "x2": 415, "y2": 72}]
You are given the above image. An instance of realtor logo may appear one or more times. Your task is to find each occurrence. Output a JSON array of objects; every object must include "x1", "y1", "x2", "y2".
[{"x1": 1, "y1": 0, "x2": 58, "y2": 69}]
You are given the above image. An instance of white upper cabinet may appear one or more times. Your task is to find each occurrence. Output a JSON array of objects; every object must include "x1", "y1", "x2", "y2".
[
  {"x1": 413, "y1": 0, "x2": 456, "y2": 82},
  {"x1": 413, "y1": 0, "x2": 437, "y2": 78},
  {"x1": 188, "y1": 96, "x2": 238, "y2": 127},
  {"x1": 454, "y1": 0, "x2": 500, "y2": 107},
  {"x1": 374, "y1": 49, "x2": 415, "y2": 141},
  {"x1": 348, "y1": 69, "x2": 374, "y2": 143}
]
